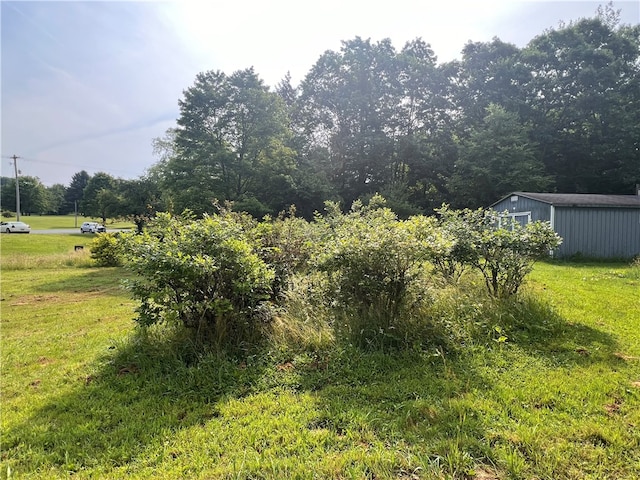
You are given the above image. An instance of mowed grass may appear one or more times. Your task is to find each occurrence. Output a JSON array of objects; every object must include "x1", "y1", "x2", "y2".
[{"x1": 1, "y1": 236, "x2": 639, "y2": 479}]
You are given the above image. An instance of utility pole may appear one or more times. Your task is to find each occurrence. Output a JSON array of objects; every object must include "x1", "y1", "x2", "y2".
[{"x1": 11, "y1": 155, "x2": 21, "y2": 221}]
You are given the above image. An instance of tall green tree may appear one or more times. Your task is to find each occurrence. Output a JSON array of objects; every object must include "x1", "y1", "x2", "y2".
[
  {"x1": 298, "y1": 37, "x2": 399, "y2": 206},
  {"x1": 452, "y1": 38, "x2": 529, "y2": 127},
  {"x1": 0, "y1": 176, "x2": 47, "y2": 215},
  {"x1": 277, "y1": 73, "x2": 338, "y2": 218},
  {"x1": 82, "y1": 172, "x2": 116, "y2": 223},
  {"x1": 116, "y1": 177, "x2": 163, "y2": 233},
  {"x1": 449, "y1": 104, "x2": 551, "y2": 208},
  {"x1": 64, "y1": 170, "x2": 90, "y2": 214},
  {"x1": 521, "y1": 13, "x2": 640, "y2": 193},
  {"x1": 162, "y1": 68, "x2": 296, "y2": 216},
  {"x1": 44, "y1": 184, "x2": 67, "y2": 215},
  {"x1": 391, "y1": 39, "x2": 457, "y2": 212}
]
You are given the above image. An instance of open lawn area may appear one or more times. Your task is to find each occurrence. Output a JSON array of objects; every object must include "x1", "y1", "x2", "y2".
[{"x1": 1, "y1": 236, "x2": 639, "y2": 479}]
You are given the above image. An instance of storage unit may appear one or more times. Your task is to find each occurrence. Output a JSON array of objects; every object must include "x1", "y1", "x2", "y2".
[{"x1": 490, "y1": 192, "x2": 640, "y2": 259}]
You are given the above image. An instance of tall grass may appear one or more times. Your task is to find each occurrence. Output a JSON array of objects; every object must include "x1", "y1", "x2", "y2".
[
  {"x1": 0, "y1": 233, "x2": 93, "y2": 256},
  {"x1": 268, "y1": 273, "x2": 335, "y2": 352},
  {"x1": 1, "y1": 234, "x2": 96, "y2": 269},
  {"x1": 1, "y1": 250, "x2": 94, "y2": 270}
]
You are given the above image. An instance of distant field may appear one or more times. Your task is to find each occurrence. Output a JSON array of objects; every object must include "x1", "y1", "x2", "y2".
[{"x1": 1, "y1": 214, "x2": 134, "y2": 230}]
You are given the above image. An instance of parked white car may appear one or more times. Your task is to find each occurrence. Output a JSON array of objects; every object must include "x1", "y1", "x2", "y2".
[
  {"x1": 80, "y1": 222, "x2": 106, "y2": 233},
  {"x1": 0, "y1": 221, "x2": 31, "y2": 233}
]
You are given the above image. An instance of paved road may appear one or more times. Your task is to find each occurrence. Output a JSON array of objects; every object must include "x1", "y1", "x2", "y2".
[{"x1": 29, "y1": 229, "x2": 131, "y2": 234}]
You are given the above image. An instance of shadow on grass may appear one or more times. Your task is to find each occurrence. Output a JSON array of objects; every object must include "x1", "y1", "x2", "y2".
[
  {"x1": 2, "y1": 328, "x2": 274, "y2": 475},
  {"x1": 2, "y1": 293, "x2": 622, "y2": 478},
  {"x1": 295, "y1": 347, "x2": 497, "y2": 476},
  {"x1": 484, "y1": 294, "x2": 621, "y2": 366},
  {"x1": 3, "y1": 326, "x2": 498, "y2": 477},
  {"x1": 32, "y1": 268, "x2": 133, "y2": 297}
]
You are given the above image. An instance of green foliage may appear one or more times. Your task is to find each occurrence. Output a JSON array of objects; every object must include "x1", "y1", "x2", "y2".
[
  {"x1": 63, "y1": 170, "x2": 90, "y2": 214},
  {"x1": 120, "y1": 212, "x2": 275, "y2": 350},
  {"x1": 317, "y1": 196, "x2": 433, "y2": 348},
  {"x1": 18, "y1": 8, "x2": 640, "y2": 219},
  {"x1": 43, "y1": 184, "x2": 67, "y2": 215},
  {"x1": 116, "y1": 177, "x2": 163, "y2": 233},
  {"x1": 0, "y1": 175, "x2": 48, "y2": 214},
  {"x1": 448, "y1": 104, "x2": 551, "y2": 208},
  {"x1": 437, "y1": 205, "x2": 562, "y2": 297},
  {"x1": 251, "y1": 205, "x2": 319, "y2": 300},
  {"x1": 89, "y1": 232, "x2": 123, "y2": 267},
  {"x1": 2, "y1": 221, "x2": 640, "y2": 479},
  {"x1": 157, "y1": 68, "x2": 297, "y2": 217},
  {"x1": 522, "y1": 14, "x2": 640, "y2": 193},
  {"x1": 269, "y1": 272, "x2": 334, "y2": 352},
  {"x1": 82, "y1": 172, "x2": 117, "y2": 223}
]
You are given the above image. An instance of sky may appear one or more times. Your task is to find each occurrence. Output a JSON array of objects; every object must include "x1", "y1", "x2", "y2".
[{"x1": 1, "y1": 0, "x2": 639, "y2": 187}]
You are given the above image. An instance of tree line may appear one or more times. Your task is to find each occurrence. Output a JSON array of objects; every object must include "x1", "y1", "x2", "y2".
[
  {"x1": 1, "y1": 171, "x2": 160, "y2": 232},
  {"x1": 4, "y1": 7, "x2": 639, "y2": 222},
  {"x1": 152, "y1": 8, "x2": 639, "y2": 218}
]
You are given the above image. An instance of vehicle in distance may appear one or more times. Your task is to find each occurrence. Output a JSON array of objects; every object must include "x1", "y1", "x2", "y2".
[
  {"x1": 1, "y1": 221, "x2": 31, "y2": 233},
  {"x1": 80, "y1": 222, "x2": 106, "y2": 233}
]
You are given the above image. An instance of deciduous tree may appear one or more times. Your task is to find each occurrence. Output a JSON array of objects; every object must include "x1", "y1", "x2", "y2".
[
  {"x1": 82, "y1": 172, "x2": 116, "y2": 223},
  {"x1": 162, "y1": 68, "x2": 296, "y2": 216}
]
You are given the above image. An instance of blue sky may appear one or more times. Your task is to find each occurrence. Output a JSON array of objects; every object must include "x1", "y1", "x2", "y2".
[{"x1": 2, "y1": 1, "x2": 639, "y2": 187}]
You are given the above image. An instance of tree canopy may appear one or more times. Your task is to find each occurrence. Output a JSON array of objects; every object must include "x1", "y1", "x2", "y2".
[
  {"x1": 149, "y1": 9, "x2": 638, "y2": 216},
  {"x1": 11, "y1": 7, "x2": 638, "y2": 220}
]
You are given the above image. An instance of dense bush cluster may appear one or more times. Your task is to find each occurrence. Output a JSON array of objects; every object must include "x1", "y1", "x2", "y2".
[
  {"x1": 109, "y1": 199, "x2": 561, "y2": 351},
  {"x1": 119, "y1": 212, "x2": 274, "y2": 349}
]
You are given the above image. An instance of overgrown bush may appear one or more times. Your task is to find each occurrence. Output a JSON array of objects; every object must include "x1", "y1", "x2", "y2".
[
  {"x1": 120, "y1": 212, "x2": 274, "y2": 350},
  {"x1": 89, "y1": 232, "x2": 123, "y2": 266},
  {"x1": 116, "y1": 198, "x2": 562, "y2": 354},
  {"x1": 251, "y1": 206, "x2": 319, "y2": 301},
  {"x1": 316, "y1": 196, "x2": 434, "y2": 348},
  {"x1": 437, "y1": 205, "x2": 562, "y2": 297}
]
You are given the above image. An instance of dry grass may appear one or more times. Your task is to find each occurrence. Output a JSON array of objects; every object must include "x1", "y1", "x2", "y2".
[{"x1": 1, "y1": 250, "x2": 94, "y2": 270}]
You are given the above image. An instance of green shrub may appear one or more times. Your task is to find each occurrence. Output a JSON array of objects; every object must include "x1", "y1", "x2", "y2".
[
  {"x1": 317, "y1": 196, "x2": 433, "y2": 349},
  {"x1": 251, "y1": 206, "x2": 320, "y2": 301},
  {"x1": 121, "y1": 212, "x2": 275, "y2": 350},
  {"x1": 89, "y1": 232, "x2": 123, "y2": 267},
  {"x1": 437, "y1": 205, "x2": 562, "y2": 297}
]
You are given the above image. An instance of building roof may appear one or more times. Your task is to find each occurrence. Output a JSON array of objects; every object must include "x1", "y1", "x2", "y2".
[{"x1": 492, "y1": 192, "x2": 640, "y2": 208}]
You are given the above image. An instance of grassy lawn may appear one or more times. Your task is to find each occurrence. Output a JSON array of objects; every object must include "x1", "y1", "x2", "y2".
[
  {"x1": 1, "y1": 215, "x2": 134, "y2": 230},
  {"x1": 1, "y1": 239, "x2": 639, "y2": 478}
]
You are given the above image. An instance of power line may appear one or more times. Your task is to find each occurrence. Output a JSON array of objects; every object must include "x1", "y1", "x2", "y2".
[{"x1": 2, "y1": 154, "x2": 149, "y2": 179}]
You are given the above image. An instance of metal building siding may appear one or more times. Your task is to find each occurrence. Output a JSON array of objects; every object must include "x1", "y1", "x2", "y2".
[
  {"x1": 555, "y1": 207, "x2": 640, "y2": 258},
  {"x1": 491, "y1": 196, "x2": 551, "y2": 222}
]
